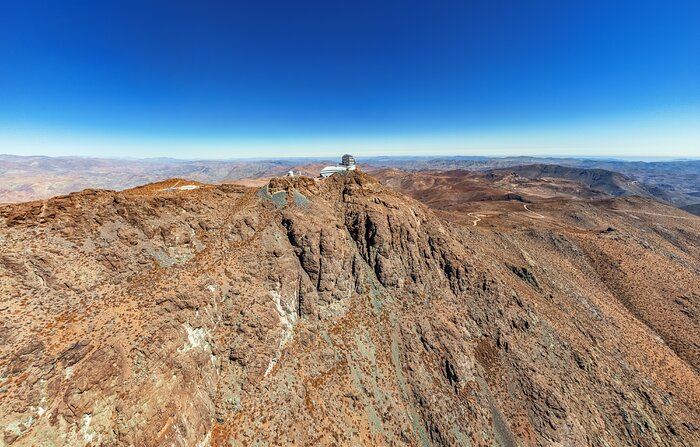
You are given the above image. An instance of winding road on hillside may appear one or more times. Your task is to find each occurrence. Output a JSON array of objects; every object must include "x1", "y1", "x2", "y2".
[
  {"x1": 467, "y1": 204, "x2": 545, "y2": 227},
  {"x1": 523, "y1": 204, "x2": 545, "y2": 219},
  {"x1": 612, "y1": 209, "x2": 697, "y2": 220},
  {"x1": 467, "y1": 212, "x2": 488, "y2": 226}
]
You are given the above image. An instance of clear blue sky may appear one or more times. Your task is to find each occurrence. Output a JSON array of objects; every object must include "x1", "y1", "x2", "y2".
[{"x1": 1, "y1": 0, "x2": 698, "y2": 158}]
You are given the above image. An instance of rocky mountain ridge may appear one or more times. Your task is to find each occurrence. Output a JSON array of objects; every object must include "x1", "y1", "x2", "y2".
[{"x1": 0, "y1": 172, "x2": 698, "y2": 446}]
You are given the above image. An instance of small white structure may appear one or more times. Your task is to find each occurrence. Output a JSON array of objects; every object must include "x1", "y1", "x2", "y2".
[
  {"x1": 320, "y1": 154, "x2": 357, "y2": 178},
  {"x1": 166, "y1": 185, "x2": 199, "y2": 191}
]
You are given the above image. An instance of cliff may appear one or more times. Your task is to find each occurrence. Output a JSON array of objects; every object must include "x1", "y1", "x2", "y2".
[{"x1": 1, "y1": 171, "x2": 698, "y2": 446}]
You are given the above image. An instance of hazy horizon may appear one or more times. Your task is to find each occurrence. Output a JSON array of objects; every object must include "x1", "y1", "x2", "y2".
[{"x1": 2, "y1": 152, "x2": 700, "y2": 163}]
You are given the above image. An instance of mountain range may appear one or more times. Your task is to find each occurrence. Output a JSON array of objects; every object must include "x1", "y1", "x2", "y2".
[
  {"x1": 2, "y1": 155, "x2": 699, "y2": 214},
  {"x1": 1, "y1": 169, "x2": 698, "y2": 446}
]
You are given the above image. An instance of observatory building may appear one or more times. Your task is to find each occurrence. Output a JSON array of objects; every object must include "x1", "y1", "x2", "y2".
[{"x1": 320, "y1": 154, "x2": 357, "y2": 178}]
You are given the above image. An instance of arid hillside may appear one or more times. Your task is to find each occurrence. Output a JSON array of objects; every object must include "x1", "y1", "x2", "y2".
[
  {"x1": 1, "y1": 171, "x2": 699, "y2": 446},
  {"x1": 3, "y1": 155, "x2": 699, "y2": 214},
  {"x1": 487, "y1": 164, "x2": 655, "y2": 198},
  {"x1": 375, "y1": 168, "x2": 611, "y2": 205},
  {"x1": 0, "y1": 155, "x2": 329, "y2": 204}
]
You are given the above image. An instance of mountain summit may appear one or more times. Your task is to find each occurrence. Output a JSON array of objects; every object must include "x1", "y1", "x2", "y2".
[{"x1": 1, "y1": 171, "x2": 698, "y2": 446}]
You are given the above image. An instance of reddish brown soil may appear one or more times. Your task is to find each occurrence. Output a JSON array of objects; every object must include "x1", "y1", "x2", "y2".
[{"x1": 0, "y1": 171, "x2": 698, "y2": 446}]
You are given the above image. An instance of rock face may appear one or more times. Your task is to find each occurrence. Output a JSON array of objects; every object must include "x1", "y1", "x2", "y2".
[{"x1": 0, "y1": 172, "x2": 699, "y2": 446}]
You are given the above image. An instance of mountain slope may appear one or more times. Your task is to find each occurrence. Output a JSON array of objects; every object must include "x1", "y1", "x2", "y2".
[
  {"x1": 0, "y1": 172, "x2": 698, "y2": 446},
  {"x1": 681, "y1": 202, "x2": 700, "y2": 216},
  {"x1": 4, "y1": 155, "x2": 699, "y2": 208},
  {"x1": 488, "y1": 164, "x2": 656, "y2": 198}
]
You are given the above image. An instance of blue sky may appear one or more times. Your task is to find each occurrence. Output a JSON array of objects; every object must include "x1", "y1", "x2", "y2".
[{"x1": 1, "y1": 0, "x2": 698, "y2": 159}]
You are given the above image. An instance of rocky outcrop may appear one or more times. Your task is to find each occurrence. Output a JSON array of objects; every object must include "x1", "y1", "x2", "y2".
[{"x1": 0, "y1": 171, "x2": 698, "y2": 446}]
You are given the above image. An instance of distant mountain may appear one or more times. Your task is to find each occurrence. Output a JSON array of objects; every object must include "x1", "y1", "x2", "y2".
[
  {"x1": 487, "y1": 164, "x2": 656, "y2": 198},
  {"x1": 0, "y1": 155, "x2": 326, "y2": 203},
  {"x1": 681, "y1": 203, "x2": 700, "y2": 216},
  {"x1": 1, "y1": 154, "x2": 698, "y2": 209},
  {"x1": 368, "y1": 157, "x2": 700, "y2": 207}
]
